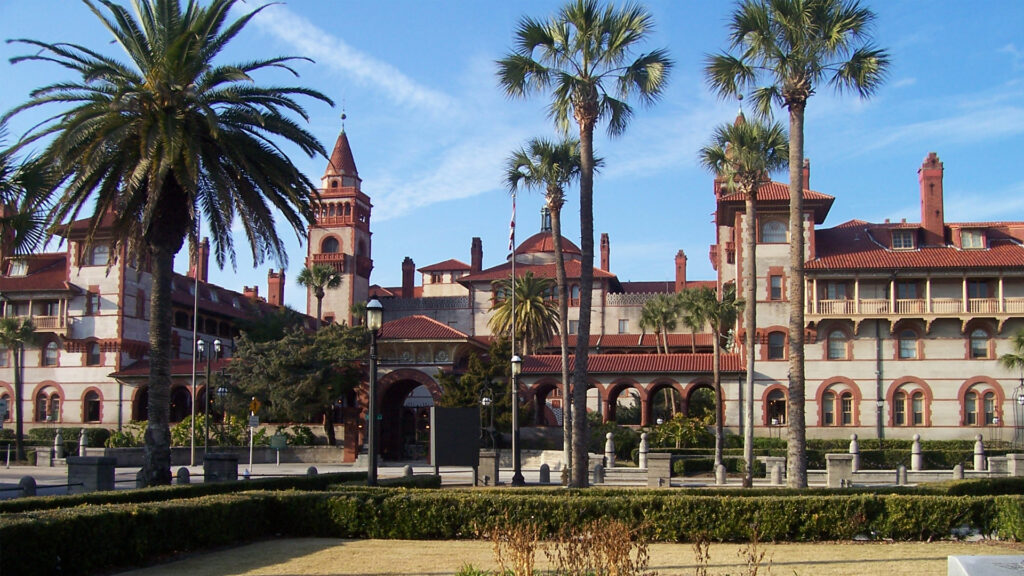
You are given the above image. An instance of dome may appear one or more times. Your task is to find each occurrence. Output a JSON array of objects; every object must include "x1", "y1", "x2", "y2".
[{"x1": 516, "y1": 231, "x2": 581, "y2": 255}]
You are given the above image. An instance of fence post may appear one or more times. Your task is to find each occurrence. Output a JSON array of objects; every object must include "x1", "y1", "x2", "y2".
[
  {"x1": 638, "y1": 433, "x2": 649, "y2": 470},
  {"x1": 848, "y1": 434, "x2": 860, "y2": 472},
  {"x1": 911, "y1": 434, "x2": 923, "y2": 471},
  {"x1": 604, "y1": 433, "x2": 616, "y2": 468}
]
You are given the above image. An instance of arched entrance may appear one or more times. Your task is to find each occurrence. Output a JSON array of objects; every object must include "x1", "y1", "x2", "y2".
[
  {"x1": 377, "y1": 370, "x2": 442, "y2": 462},
  {"x1": 607, "y1": 382, "x2": 642, "y2": 425},
  {"x1": 531, "y1": 381, "x2": 561, "y2": 426},
  {"x1": 169, "y1": 386, "x2": 191, "y2": 422},
  {"x1": 686, "y1": 384, "x2": 716, "y2": 420},
  {"x1": 132, "y1": 387, "x2": 149, "y2": 421},
  {"x1": 648, "y1": 381, "x2": 683, "y2": 425}
]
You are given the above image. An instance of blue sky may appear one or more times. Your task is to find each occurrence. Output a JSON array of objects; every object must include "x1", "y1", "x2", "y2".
[{"x1": 2, "y1": 1, "x2": 1023, "y2": 313}]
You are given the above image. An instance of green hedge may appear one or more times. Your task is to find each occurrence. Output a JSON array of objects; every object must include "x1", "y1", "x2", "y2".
[
  {"x1": 3, "y1": 489, "x2": 1022, "y2": 576},
  {"x1": 654, "y1": 447, "x2": 1010, "y2": 471}
]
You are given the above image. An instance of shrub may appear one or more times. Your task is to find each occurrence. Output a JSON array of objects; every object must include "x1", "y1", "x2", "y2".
[{"x1": 105, "y1": 421, "x2": 145, "y2": 448}]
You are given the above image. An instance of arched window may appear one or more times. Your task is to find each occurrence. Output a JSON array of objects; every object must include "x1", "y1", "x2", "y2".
[
  {"x1": 766, "y1": 389, "x2": 787, "y2": 425},
  {"x1": 0, "y1": 392, "x2": 10, "y2": 421},
  {"x1": 963, "y1": 385, "x2": 998, "y2": 426},
  {"x1": 322, "y1": 237, "x2": 340, "y2": 254},
  {"x1": 86, "y1": 342, "x2": 101, "y2": 366},
  {"x1": 822, "y1": 391, "x2": 836, "y2": 425},
  {"x1": 969, "y1": 329, "x2": 990, "y2": 359},
  {"x1": 43, "y1": 341, "x2": 59, "y2": 366},
  {"x1": 761, "y1": 220, "x2": 787, "y2": 243},
  {"x1": 35, "y1": 389, "x2": 60, "y2": 422},
  {"x1": 0, "y1": 346, "x2": 8, "y2": 368},
  {"x1": 898, "y1": 329, "x2": 918, "y2": 359},
  {"x1": 570, "y1": 285, "x2": 581, "y2": 305},
  {"x1": 83, "y1": 391, "x2": 101, "y2": 422},
  {"x1": 892, "y1": 385, "x2": 926, "y2": 427},
  {"x1": 827, "y1": 330, "x2": 848, "y2": 360},
  {"x1": 840, "y1": 392, "x2": 853, "y2": 425},
  {"x1": 767, "y1": 331, "x2": 786, "y2": 360}
]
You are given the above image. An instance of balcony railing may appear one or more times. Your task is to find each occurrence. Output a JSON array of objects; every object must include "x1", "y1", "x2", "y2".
[
  {"x1": 8, "y1": 314, "x2": 68, "y2": 334},
  {"x1": 808, "y1": 296, "x2": 1024, "y2": 318}
]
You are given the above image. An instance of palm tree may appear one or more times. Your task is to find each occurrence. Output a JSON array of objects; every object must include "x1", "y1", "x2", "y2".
[
  {"x1": 0, "y1": 122, "x2": 51, "y2": 260},
  {"x1": 639, "y1": 293, "x2": 682, "y2": 354},
  {"x1": 705, "y1": 0, "x2": 888, "y2": 488},
  {"x1": 686, "y1": 285, "x2": 744, "y2": 471},
  {"x1": 488, "y1": 272, "x2": 560, "y2": 355},
  {"x1": 678, "y1": 289, "x2": 704, "y2": 354},
  {"x1": 1000, "y1": 329, "x2": 1024, "y2": 384},
  {"x1": 699, "y1": 115, "x2": 788, "y2": 486},
  {"x1": 498, "y1": 0, "x2": 672, "y2": 487},
  {"x1": 4, "y1": 0, "x2": 331, "y2": 486},
  {"x1": 505, "y1": 136, "x2": 583, "y2": 478},
  {"x1": 297, "y1": 264, "x2": 342, "y2": 328},
  {"x1": 0, "y1": 317, "x2": 35, "y2": 461}
]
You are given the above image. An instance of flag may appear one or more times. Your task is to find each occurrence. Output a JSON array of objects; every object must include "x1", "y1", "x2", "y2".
[{"x1": 508, "y1": 194, "x2": 516, "y2": 251}]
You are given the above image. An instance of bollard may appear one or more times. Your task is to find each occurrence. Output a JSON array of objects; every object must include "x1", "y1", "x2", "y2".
[
  {"x1": 897, "y1": 464, "x2": 907, "y2": 486},
  {"x1": 54, "y1": 429, "x2": 65, "y2": 459},
  {"x1": 176, "y1": 467, "x2": 191, "y2": 485},
  {"x1": 771, "y1": 463, "x2": 783, "y2": 486},
  {"x1": 79, "y1": 429, "x2": 88, "y2": 457},
  {"x1": 952, "y1": 463, "x2": 964, "y2": 480},
  {"x1": 19, "y1": 476, "x2": 36, "y2": 497},
  {"x1": 973, "y1": 434, "x2": 986, "y2": 471},
  {"x1": 638, "y1": 433, "x2": 649, "y2": 470},
  {"x1": 402, "y1": 464, "x2": 414, "y2": 477},
  {"x1": 849, "y1": 433, "x2": 860, "y2": 472},
  {"x1": 911, "y1": 434, "x2": 923, "y2": 471},
  {"x1": 592, "y1": 463, "x2": 605, "y2": 484},
  {"x1": 715, "y1": 463, "x2": 726, "y2": 485},
  {"x1": 306, "y1": 466, "x2": 318, "y2": 476},
  {"x1": 539, "y1": 463, "x2": 550, "y2": 484},
  {"x1": 604, "y1": 432, "x2": 616, "y2": 468}
]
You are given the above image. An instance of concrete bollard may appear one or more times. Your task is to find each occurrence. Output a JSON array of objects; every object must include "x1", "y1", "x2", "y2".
[
  {"x1": 911, "y1": 434, "x2": 923, "y2": 471},
  {"x1": 592, "y1": 463, "x2": 605, "y2": 484},
  {"x1": 826, "y1": 453, "x2": 855, "y2": 488},
  {"x1": 54, "y1": 429, "x2": 64, "y2": 459},
  {"x1": 539, "y1": 463, "x2": 550, "y2": 484},
  {"x1": 604, "y1": 432, "x2": 616, "y2": 468},
  {"x1": 953, "y1": 463, "x2": 964, "y2": 480},
  {"x1": 897, "y1": 464, "x2": 907, "y2": 486},
  {"x1": 973, "y1": 434, "x2": 986, "y2": 471},
  {"x1": 306, "y1": 466, "x2": 318, "y2": 476},
  {"x1": 79, "y1": 429, "x2": 88, "y2": 457},
  {"x1": 715, "y1": 464, "x2": 726, "y2": 485},
  {"x1": 19, "y1": 476, "x2": 36, "y2": 497},
  {"x1": 176, "y1": 467, "x2": 191, "y2": 485},
  {"x1": 771, "y1": 463, "x2": 784, "y2": 486},
  {"x1": 638, "y1": 433, "x2": 649, "y2": 470},
  {"x1": 849, "y1": 433, "x2": 860, "y2": 472},
  {"x1": 402, "y1": 465, "x2": 414, "y2": 477},
  {"x1": 477, "y1": 451, "x2": 498, "y2": 486}
]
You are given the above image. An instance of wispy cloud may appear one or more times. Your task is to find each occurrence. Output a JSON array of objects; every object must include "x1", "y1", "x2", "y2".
[
  {"x1": 892, "y1": 77, "x2": 917, "y2": 89},
  {"x1": 1001, "y1": 43, "x2": 1024, "y2": 71},
  {"x1": 861, "y1": 105, "x2": 1024, "y2": 152},
  {"x1": 247, "y1": 5, "x2": 453, "y2": 113}
]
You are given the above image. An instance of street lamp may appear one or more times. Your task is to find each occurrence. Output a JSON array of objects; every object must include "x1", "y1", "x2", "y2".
[
  {"x1": 216, "y1": 384, "x2": 229, "y2": 446},
  {"x1": 510, "y1": 354, "x2": 524, "y2": 486},
  {"x1": 366, "y1": 298, "x2": 383, "y2": 486},
  {"x1": 480, "y1": 381, "x2": 496, "y2": 450},
  {"x1": 197, "y1": 339, "x2": 220, "y2": 454}
]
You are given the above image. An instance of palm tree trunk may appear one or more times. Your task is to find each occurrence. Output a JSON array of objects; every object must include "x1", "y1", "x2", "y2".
[
  {"x1": 743, "y1": 192, "x2": 757, "y2": 488},
  {"x1": 571, "y1": 115, "x2": 596, "y2": 488},
  {"x1": 713, "y1": 331, "x2": 724, "y2": 468},
  {"x1": 142, "y1": 243, "x2": 175, "y2": 486},
  {"x1": 550, "y1": 204, "x2": 573, "y2": 480},
  {"x1": 14, "y1": 345, "x2": 25, "y2": 461},
  {"x1": 787, "y1": 102, "x2": 808, "y2": 489},
  {"x1": 315, "y1": 290, "x2": 324, "y2": 329}
]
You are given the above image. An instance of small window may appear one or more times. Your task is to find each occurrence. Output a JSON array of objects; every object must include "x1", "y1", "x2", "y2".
[
  {"x1": 0, "y1": 346, "x2": 8, "y2": 368},
  {"x1": 208, "y1": 290, "x2": 219, "y2": 303},
  {"x1": 827, "y1": 330, "x2": 847, "y2": 360},
  {"x1": 767, "y1": 332, "x2": 786, "y2": 360},
  {"x1": 769, "y1": 275, "x2": 783, "y2": 300},
  {"x1": 87, "y1": 292, "x2": 101, "y2": 316},
  {"x1": 983, "y1": 392, "x2": 996, "y2": 425},
  {"x1": 569, "y1": 320, "x2": 579, "y2": 335},
  {"x1": 898, "y1": 330, "x2": 917, "y2": 359},
  {"x1": 911, "y1": 392, "x2": 924, "y2": 425},
  {"x1": 232, "y1": 297, "x2": 241, "y2": 309},
  {"x1": 969, "y1": 329, "x2": 989, "y2": 359},
  {"x1": 570, "y1": 285, "x2": 581, "y2": 303},
  {"x1": 894, "y1": 391, "x2": 906, "y2": 426},
  {"x1": 84, "y1": 391, "x2": 101, "y2": 422},
  {"x1": 965, "y1": 392, "x2": 978, "y2": 426},
  {"x1": 766, "y1": 389, "x2": 787, "y2": 425},
  {"x1": 618, "y1": 319, "x2": 628, "y2": 334},
  {"x1": 896, "y1": 282, "x2": 918, "y2": 299},
  {"x1": 89, "y1": 245, "x2": 110, "y2": 266},
  {"x1": 322, "y1": 237, "x2": 340, "y2": 254},
  {"x1": 761, "y1": 220, "x2": 787, "y2": 243},
  {"x1": 431, "y1": 273, "x2": 443, "y2": 284},
  {"x1": 962, "y1": 229, "x2": 985, "y2": 249},
  {"x1": 86, "y1": 342, "x2": 101, "y2": 366},
  {"x1": 822, "y1": 391, "x2": 835, "y2": 426},
  {"x1": 840, "y1": 393, "x2": 853, "y2": 425},
  {"x1": 43, "y1": 341, "x2": 60, "y2": 366},
  {"x1": 892, "y1": 230, "x2": 916, "y2": 250},
  {"x1": 826, "y1": 282, "x2": 847, "y2": 300},
  {"x1": 8, "y1": 260, "x2": 28, "y2": 276},
  {"x1": 0, "y1": 393, "x2": 10, "y2": 421},
  {"x1": 967, "y1": 281, "x2": 989, "y2": 299}
]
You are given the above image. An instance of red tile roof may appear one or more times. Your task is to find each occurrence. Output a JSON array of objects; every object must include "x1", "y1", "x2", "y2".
[
  {"x1": 522, "y1": 353, "x2": 742, "y2": 375},
  {"x1": 0, "y1": 253, "x2": 74, "y2": 293},
  {"x1": 719, "y1": 181, "x2": 834, "y2": 223},
  {"x1": 516, "y1": 231, "x2": 581, "y2": 255},
  {"x1": 459, "y1": 259, "x2": 616, "y2": 283},
  {"x1": 807, "y1": 220, "x2": 1024, "y2": 270},
  {"x1": 379, "y1": 315, "x2": 469, "y2": 340},
  {"x1": 418, "y1": 259, "x2": 471, "y2": 273},
  {"x1": 323, "y1": 130, "x2": 359, "y2": 178}
]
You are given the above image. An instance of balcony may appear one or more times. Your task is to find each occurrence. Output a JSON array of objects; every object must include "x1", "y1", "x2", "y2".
[
  {"x1": 9, "y1": 314, "x2": 68, "y2": 336},
  {"x1": 807, "y1": 296, "x2": 1024, "y2": 327}
]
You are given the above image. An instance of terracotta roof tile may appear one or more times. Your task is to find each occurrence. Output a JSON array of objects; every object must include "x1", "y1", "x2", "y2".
[
  {"x1": 323, "y1": 130, "x2": 359, "y2": 178},
  {"x1": 459, "y1": 260, "x2": 616, "y2": 283},
  {"x1": 0, "y1": 253, "x2": 73, "y2": 292},
  {"x1": 522, "y1": 353, "x2": 742, "y2": 375},
  {"x1": 516, "y1": 231, "x2": 581, "y2": 255},
  {"x1": 418, "y1": 259, "x2": 471, "y2": 273},
  {"x1": 379, "y1": 315, "x2": 469, "y2": 340},
  {"x1": 719, "y1": 181, "x2": 834, "y2": 223}
]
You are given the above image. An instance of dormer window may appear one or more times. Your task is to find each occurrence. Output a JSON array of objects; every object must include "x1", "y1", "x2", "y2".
[
  {"x1": 892, "y1": 230, "x2": 916, "y2": 250},
  {"x1": 962, "y1": 229, "x2": 985, "y2": 249},
  {"x1": 8, "y1": 260, "x2": 28, "y2": 277}
]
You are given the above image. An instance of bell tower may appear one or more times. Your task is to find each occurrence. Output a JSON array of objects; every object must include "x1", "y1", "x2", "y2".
[{"x1": 306, "y1": 116, "x2": 372, "y2": 325}]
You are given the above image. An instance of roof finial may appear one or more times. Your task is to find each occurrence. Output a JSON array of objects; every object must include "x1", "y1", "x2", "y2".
[
  {"x1": 340, "y1": 111, "x2": 346, "y2": 132},
  {"x1": 737, "y1": 93, "x2": 744, "y2": 118}
]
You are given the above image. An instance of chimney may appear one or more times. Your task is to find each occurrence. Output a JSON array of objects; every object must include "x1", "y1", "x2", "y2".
[
  {"x1": 402, "y1": 257, "x2": 415, "y2": 299},
  {"x1": 471, "y1": 237, "x2": 482, "y2": 273},
  {"x1": 919, "y1": 152, "x2": 945, "y2": 246},
  {"x1": 190, "y1": 237, "x2": 210, "y2": 282},
  {"x1": 267, "y1": 268, "x2": 284, "y2": 307},
  {"x1": 600, "y1": 233, "x2": 610, "y2": 271},
  {"x1": 675, "y1": 250, "x2": 687, "y2": 293},
  {"x1": 802, "y1": 158, "x2": 811, "y2": 190},
  {"x1": 243, "y1": 285, "x2": 259, "y2": 301}
]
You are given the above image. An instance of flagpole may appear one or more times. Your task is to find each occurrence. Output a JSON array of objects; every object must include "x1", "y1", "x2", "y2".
[{"x1": 509, "y1": 191, "x2": 524, "y2": 486}]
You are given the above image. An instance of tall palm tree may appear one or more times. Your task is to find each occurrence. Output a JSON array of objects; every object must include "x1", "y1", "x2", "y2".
[
  {"x1": 686, "y1": 285, "x2": 743, "y2": 471},
  {"x1": 4, "y1": 0, "x2": 331, "y2": 486},
  {"x1": 678, "y1": 289, "x2": 704, "y2": 354},
  {"x1": 498, "y1": 0, "x2": 672, "y2": 487},
  {"x1": 700, "y1": 115, "x2": 788, "y2": 486},
  {"x1": 488, "y1": 272, "x2": 560, "y2": 355},
  {"x1": 505, "y1": 136, "x2": 583, "y2": 477},
  {"x1": 297, "y1": 263, "x2": 342, "y2": 328},
  {"x1": 0, "y1": 317, "x2": 35, "y2": 461},
  {"x1": 705, "y1": 0, "x2": 888, "y2": 488},
  {"x1": 639, "y1": 293, "x2": 682, "y2": 354},
  {"x1": 0, "y1": 122, "x2": 51, "y2": 260}
]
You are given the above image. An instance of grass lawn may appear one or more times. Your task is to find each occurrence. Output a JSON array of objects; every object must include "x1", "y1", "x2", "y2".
[{"x1": 113, "y1": 538, "x2": 1023, "y2": 576}]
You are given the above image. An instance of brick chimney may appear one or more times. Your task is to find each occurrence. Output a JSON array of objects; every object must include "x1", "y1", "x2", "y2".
[
  {"x1": 600, "y1": 233, "x2": 610, "y2": 271},
  {"x1": 471, "y1": 237, "x2": 482, "y2": 273},
  {"x1": 189, "y1": 237, "x2": 210, "y2": 282},
  {"x1": 675, "y1": 250, "x2": 687, "y2": 293},
  {"x1": 919, "y1": 152, "x2": 945, "y2": 246},
  {"x1": 802, "y1": 158, "x2": 810, "y2": 190},
  {"x1": 402, "y1": 257, "x2": 415, "y2": 298},
  {"x1": 243, "y1": 285, "x2": 259, "y2": 301},
  {"x1": 267, "y1": 269, "x2": 284, "y2": 307}
]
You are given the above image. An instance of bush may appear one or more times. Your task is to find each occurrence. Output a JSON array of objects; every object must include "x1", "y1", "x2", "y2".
[
  {"x1": 278, "y1": 425, "x2": 317, "y2": 446},
  {"x1": 105, "y1": 421, "x2": 145, "y2": 448},
  {"x1": 588, "y1": 417, "x2": 640, "y2": 463}
]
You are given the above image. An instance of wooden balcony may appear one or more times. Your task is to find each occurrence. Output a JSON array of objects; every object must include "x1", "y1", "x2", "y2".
[
  {"x1": 807, "y1": 296, "x2": 1024, "y2": 329},
  {"x1": 11, "y1": 314, "x2": 69, "y2": 336}
]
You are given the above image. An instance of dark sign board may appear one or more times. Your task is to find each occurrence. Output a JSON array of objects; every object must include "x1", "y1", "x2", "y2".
[{"x1": 430, "y1": 406, "x2": 480, "y2": 467}]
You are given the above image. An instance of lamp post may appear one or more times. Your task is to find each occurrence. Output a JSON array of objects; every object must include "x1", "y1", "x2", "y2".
[
  {"x1": 480, "y1": 381, "x2": 496, "y2": 450},
  {"x1": 197, "y1": 339, "x2": 220, "y2": 454},
  {"x1": 510, "y1": 354, "x2": 524, "y2": 486},
  {"x1": 216, "y1": 384, "x2": 229, "y2": 446},
  {"x1": 366, "y1": 298, "x2": 383, "y2": 486}
]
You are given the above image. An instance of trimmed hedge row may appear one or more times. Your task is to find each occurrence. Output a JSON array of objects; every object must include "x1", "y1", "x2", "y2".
[
  {"x1": 654, "y1": 447, "x2": 1011, "y2": 471},
  {"x1": 2, "y1": 489, "x2": 1022, "y2": 576}
]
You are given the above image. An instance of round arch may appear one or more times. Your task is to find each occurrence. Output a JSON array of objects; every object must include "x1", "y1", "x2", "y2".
[
  {"x1": 376, "y1": 369, "x2": 442, "y2": 461},
  {"x1": 885, "y1": 377, "x2": 933, "y2": 427},
  {"x1": 761, "y1": 383, "x2": 788, "y2": 427},
  {"x1": 30, "y1": 381, "x2": 64, "y2": 423},
  {"x1": 80, "y1": 386, "x2": 104, "y2": 423},
  {"x1": 956, "y1": 376, "x2": 1004, "y2": 427},
  {"x1": 645, "y1": 379, "x2": 684, "y2": 426},
  {"x1": 814, "y1": 377, "x2": 862, "y2": 427},
  {"x1": 530, "y1": 378, "x2": 562, "y2": 427},
  {"x1": 606, "y1": 379, "x2": 643, "y2": 425}
]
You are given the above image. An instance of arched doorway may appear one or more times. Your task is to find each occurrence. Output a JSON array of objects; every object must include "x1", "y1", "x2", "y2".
[
  {"x1": 378, "y1": 370, "x2": 441, "y2": 462},
  {"x1": 132, "y1": 387, "x2": 149, "y2": 421},
  {"x1": 531, "y1": 381, "x2": 561, "y2": 426},
  {"x1": 169, "y1": 386, "x2": 192, "y2": 422},
  {"x1": 686, "y1": 385, "x2": 716, "y2": 420},
  {"x1": 607, "y1": 383, "x2": 642, "y2": 425},
  {"x1": 648, "y1": 382, "x2": 683, "y2": 425}
]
